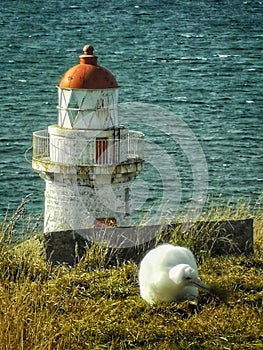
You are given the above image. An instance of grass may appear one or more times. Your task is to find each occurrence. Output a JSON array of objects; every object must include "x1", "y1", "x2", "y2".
[{"x1": 0, "y1": 196, "x2": 262, "y2": 350}]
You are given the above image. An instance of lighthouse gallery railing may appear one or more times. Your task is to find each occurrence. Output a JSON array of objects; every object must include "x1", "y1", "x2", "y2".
[{"x1": 32, "y1": 130, "x2": 144, "y2": 166}]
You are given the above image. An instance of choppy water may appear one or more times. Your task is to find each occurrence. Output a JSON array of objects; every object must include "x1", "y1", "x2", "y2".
[{"x1": 0, "y1": 0, "x2": 262, "y2": 224}]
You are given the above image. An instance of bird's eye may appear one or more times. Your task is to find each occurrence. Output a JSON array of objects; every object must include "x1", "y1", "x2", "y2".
[{"x1": 185, "y1": 276, "x2": 191, "y2": 280}]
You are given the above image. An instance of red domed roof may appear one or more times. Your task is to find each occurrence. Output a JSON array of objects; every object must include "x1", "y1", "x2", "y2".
[{"x1": 59, "y1": 45, "x2": 118, "y2": 89}]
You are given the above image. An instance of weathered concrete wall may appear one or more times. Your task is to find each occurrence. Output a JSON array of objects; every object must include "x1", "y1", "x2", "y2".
[
  {"x1": 165, "y1": 218, "x2": 254, "y2": 257},
  {"x1": 45, "y1": 225, "x2": 161, "y2": 266},
  {"x1": 44, "y1": 218, "x2": 253, "y2": 266}
]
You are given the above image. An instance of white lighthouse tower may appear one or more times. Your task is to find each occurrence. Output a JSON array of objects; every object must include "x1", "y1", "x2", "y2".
[{"x1": 32, "y1": 45, "x2": 144, "y2": 233}]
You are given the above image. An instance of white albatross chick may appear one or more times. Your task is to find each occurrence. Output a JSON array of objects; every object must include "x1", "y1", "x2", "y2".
[{"x1": 138, "y1": 243, "x2": 209, "y2": 304}]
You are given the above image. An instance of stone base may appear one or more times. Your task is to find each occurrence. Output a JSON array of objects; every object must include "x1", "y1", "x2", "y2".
[{"x1": 44, "y1": 218, "x2": 253, "y2": 266}]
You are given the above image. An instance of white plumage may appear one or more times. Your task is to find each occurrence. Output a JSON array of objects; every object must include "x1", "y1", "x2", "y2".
[{"x1": 138, "y1": 243, "x2": 209, "y2": 304}]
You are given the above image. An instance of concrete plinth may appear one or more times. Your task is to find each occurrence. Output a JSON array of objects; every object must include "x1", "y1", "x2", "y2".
[{"x1": 44, "y1": 218, "x2": 253, "y2": 266}]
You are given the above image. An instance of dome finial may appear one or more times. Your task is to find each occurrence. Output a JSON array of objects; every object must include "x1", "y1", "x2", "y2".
[
  {"x1": 79, "y1": 44, "x2": 97, "y2": 65},
  {"x1": 83, "y1": 45, "x2": 94, "y2": 56}
]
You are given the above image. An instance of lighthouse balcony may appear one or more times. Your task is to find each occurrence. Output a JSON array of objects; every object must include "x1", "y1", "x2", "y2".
[{"x1": 32, "y1": 129, "x2": 144, "y2": 168}]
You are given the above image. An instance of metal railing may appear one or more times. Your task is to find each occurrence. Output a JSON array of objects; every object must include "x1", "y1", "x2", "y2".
[
  {"x1": 32, "y1": 129, "x2": 50, "y2": 160},
  {"x1": 32, "y1": 129, "x2": 144, "y2": 166}
]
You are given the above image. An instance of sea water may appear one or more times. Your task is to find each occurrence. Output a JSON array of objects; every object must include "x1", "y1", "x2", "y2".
[{"x1": 0, "y1": 0, "x2": 262, "y2": 225}]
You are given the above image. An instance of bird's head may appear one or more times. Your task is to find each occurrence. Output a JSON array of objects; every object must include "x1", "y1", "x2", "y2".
[
  {"x1": 183, "y1": 265, "x2": 209, "y2": 290},
  {"x1": 169, "y1": 264, "x2": 209, "y2": 291}
]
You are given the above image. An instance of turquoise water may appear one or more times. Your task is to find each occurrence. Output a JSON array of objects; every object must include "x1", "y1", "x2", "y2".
[{"x1": 0, "y1": 0, "x2": 262, "y2": 222}]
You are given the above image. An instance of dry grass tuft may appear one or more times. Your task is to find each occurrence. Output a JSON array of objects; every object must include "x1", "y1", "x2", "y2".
[{"x1": 0, "y1": 196, "x2": 262, "y2": 349}]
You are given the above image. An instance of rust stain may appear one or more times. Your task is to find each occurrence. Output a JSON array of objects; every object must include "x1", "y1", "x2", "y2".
[{"x1": 59, "y1": 45, "x2": 118, "y2": 89}]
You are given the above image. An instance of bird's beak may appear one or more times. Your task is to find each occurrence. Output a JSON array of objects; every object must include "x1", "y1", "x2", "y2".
[
  {"x1": 193, "y1": 278, "x2": 228, "y2": 302},
  {"x1": 192, "y1": 277, "x2": 210, "y2": 291}
]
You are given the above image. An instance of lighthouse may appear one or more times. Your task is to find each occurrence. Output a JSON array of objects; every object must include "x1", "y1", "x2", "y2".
[{"x1": 32, "y1": 45, "x2": 144, "y2": 234}]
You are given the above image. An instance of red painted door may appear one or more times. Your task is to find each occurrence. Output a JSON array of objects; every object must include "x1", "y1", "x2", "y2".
[{"x1": 96, "y1": 138, "x2": 108, "y2": 164}]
